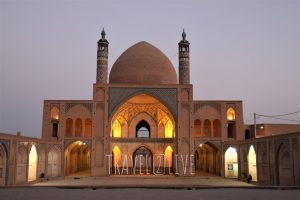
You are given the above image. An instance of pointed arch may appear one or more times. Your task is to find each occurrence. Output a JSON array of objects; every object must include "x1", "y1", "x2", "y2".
[
  {"x1": 164, "y1": 146, "x2": 173, "y2": 172},
  {"x1": 224, "y1": 146, "x2": 238, "y2": 178},
  {"x1": 164, "y1": 120, "x2": 174, "y2": 138},
  {"x1": 28, "y1": 145, "x2": 38, "y2": 181},
  {"x1": 194, "y1": 119, "x2": 201, "y2": 137},
  {"x1": 248, "y1": 145, "x2": 257, "y2": 181},
  {"x1": 112, "y1": 119, "x2": 122, "y2": 138},
  {"x1": 84, "y1": 118, "x2": 92, "y2": 137},
  {"x1": 65, "y1": 118, "x2": 73, "y2": 137},
  {"x1": 75, "y1": 118, "x2": 83, "y2": 137},
  {"x1": 112, "y1": 146, "x2": 122, "y2": 168},
  {"x1": 227, "y1": 107, "x2": 236, "y2": 121}
]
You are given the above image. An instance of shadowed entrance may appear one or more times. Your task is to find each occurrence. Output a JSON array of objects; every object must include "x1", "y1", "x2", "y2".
[{"x1": 65, "y1": 141, "x2": 91, "y2": 176}]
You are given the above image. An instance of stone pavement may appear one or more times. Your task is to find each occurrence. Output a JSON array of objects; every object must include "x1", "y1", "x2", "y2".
[{"x1": 33, "y1": 175, "x2": 252, "y2": 188}]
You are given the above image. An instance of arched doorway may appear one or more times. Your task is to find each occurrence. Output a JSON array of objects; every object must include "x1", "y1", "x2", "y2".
[
  {"x1": 164, "y1": 146, "x2": 173, "y2": 174},
  {"x1": 16, "y1": 145, "x2": 28, "y2": 183},
  {"x1": 276, "y1": 143, "x2": 292, "y2": 185},
  {"x1": 224, "y1": 147, "x2": 238, "y2": 178},
  {"x1": 112, "y1": 146, "x2": 121, "y2": 174},
  {"x1": 48, "y1": 146, "x2": 61, "y2": 178},
  {"x1": 65, "y1": 141, "x2": 91, "y2": 176},
  {"x1": 28, "y1": 145, "x2": 38, "y2": 182},
  {"x1": 136, "y1": 120, "x2": 150, "y2": 138},
  {"x1": 248, "y1": 145, "x2": 257, "y2": 181},
  {"x1": 194, "y1": 142, "x2": 219, "y2": 176},
  {"x1": 0, "y1": 143, "x2": 7, "y2": 186},
  {"x1": 133, "y1": 146, "x2": 153, "y2": 174}
]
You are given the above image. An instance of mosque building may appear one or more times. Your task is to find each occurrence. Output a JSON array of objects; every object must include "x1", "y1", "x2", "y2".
[{"x1": 0, "y1": 29, "x2": 300, "y2": 186}]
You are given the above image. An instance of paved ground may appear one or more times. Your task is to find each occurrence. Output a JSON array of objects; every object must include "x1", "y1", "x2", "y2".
[
  {"x1": 33, "y1": 175, "x2": 252, "y2": 187},
  {"x1": 0, "y1": 188, "x2": 300, "y2": 200}
]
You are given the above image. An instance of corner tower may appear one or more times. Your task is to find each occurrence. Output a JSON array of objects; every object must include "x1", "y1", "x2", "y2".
[
  {"x1": 178, "y1": 29, "x2": 190, "y2": 84},
  {"x1": 96, "y1": 28, "x2": 109, "y2": 84}
]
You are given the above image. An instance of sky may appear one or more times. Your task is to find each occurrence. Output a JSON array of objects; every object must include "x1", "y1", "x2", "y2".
[{"x1": 0, "y1": 0, "x2": 299, "y2": 138}]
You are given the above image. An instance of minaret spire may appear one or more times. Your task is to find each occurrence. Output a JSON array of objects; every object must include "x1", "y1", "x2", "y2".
[
  {"x1": 96, "y1": 27, "x2": 109, "y2": 84},
  {"x1": 178, "y1": 29, "x2": 190, "y2": 84}
]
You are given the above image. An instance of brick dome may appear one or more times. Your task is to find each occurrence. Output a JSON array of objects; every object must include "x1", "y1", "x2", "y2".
[{"x1": 109, "y1": 41, "x2": 177, "y2": 85}]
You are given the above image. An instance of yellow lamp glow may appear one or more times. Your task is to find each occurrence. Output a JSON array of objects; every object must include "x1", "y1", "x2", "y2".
[
  {"x1": 112, "y1": 146, "x2": 121, "y2": 166},
  {"x1": 112, "y1": 120, "x2": 121, "y2": 138},
  {"x1": 164, "y1": 146, "x2": 173, "y2": 168},
  {"x1": 164, "y1": 120, "x2": 173, "y2": 138},
  {"x1": 227, "y1": 107, "x2": 236, "y2": 121}
]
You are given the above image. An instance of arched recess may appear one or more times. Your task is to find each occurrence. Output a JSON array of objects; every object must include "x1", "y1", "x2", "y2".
[
  {"x1": 224, "y1": 147, "x2": 238, "y2": 178},
  {"x1": 227, "y1": 107, "x2": 236, "y2": 121},
  {"x1": 75, "y1": 118, "x2": 83, "y2": 137},
  {"x1": 133, "y1": 146, "x2": 153, "y2": 174},
  {"x1": 129, "y1": 112, "x2": 157, "y2": 138},
  {"x1": 111, "y1": 93, "x2": 175, "y2": 139},
  {"x1": 16, "y1": 145, "x2": 28, "y2": 183},
  {"x1": 48, "y1": 146, "x2": 61, "y2": 178},
  {"x1": 213, "y1": 119, "x2": 221, "y2": 137},
  {"x1": 84, "y1": 118, "x2": 92, "y2": 137},
  {"x1": 276, "y1": 142, "x2": 293, "y2": 186},
  {"x1": 195, "y1": 142, "x2": 220, "y2": 175},
  {"x1": 164, "y1": 146, "x2": 173, "y2": 174},
  {"x1": 136, "y1": 120, "x2": 150, "y2": 138},
  {"x1": 28, "y1": 145, "x2": 38, "y2": 182},
  {"x1": 203, "y1": 119, "x2": 211, "y2": 137},
  {"x1": 0, "y1": 143, "x2": 7, "y2": 186},
  {"x1": 194, "y1": 119, "x2": 201, "y2": 137},
  {"x1": 112, "y1": 119, "x2": 122, "y2": 138},
  {"x1": 65, "y1": 118, "x2": 73, "y2": 137},
  {"x1": 245, "y1": 129, "x2": 251, "y2": 139},
  {"x1": 65, "y1": 141, "x2": 91, "y2": 176},
  {"x1": 112, "y1": 146, "x2": 121, "y2": 174},
  {"x1": 248, "y1": 145, "x2": 257, "y2": 181}
]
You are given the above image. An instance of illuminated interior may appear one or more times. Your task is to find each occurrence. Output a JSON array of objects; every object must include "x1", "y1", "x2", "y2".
[
  {"x1": 227, "y1": 107, "x2": 236, "y2": 121},
  {"x1": 248, "y1": 145, "x2": 257, "y2": 181},
  {"x1": 112, "y1": 146, "x2": 121, "y2": 167},
  {"x1": 50, "y1": 107, "x2": 60, "y2": 120},
  {"x1": 28, "y1": 145, "x2": 38, "y2": 182},
  {"x1": 224, "y1": 147, "x2": 238, "y2": 178},
  {"x1": 164, "y1": 146, "x2": 173, "y2": 169},
  {"x1": 111, "y1": 93, "x2": 175, "y2": 138},
  {"x1": 164, "y1": 120, "x2": 174, "y2": 138},
  {"x1": 112, "y1": 120, "x2": 122, "y2": 138},
  {"x1": 65, "y1": 141, "x2": 91, "y2": 176},
  {"x1": 195, "y1": 143, "x2": 218, "y2": 175}
]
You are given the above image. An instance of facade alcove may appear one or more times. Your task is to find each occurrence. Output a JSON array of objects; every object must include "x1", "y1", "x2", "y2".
[{"x1": 65, "y1": 141, "x2": 91, "y2": 176}]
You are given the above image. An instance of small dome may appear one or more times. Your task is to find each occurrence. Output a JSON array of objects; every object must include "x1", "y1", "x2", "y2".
[{"x1": 109, "y1": 41, "x2": 177, "y2": 85}]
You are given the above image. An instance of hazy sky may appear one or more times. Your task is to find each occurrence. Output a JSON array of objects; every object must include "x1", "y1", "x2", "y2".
[{"x1": 0, "y1": 0, "x2": 299, "y2": 138}]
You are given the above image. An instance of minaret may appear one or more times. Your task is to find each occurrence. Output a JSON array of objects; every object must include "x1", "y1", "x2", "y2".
[
  {"x1": 96, "y1": 28, "x2": 109, "y2": 84},
  {"x1": 178, "y1": 29, "x2": 190, "y2": 84}
]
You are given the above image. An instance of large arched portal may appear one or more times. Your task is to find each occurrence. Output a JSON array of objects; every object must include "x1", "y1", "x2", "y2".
[
  {"x1": 194, "y1": 143, "x2": 220, "y2": 176},
  {"x1": 65, "y1": 141, "x2": 91, "y2": 176},
  {"x1": 225, "y1": 146, "x2": 238, "y2": 178},
  {"x1": 28, "y1": 145, "x2": 38, "y2": 182},
  {"x1": 248, "y1": 145, "x2": 257, "y2": 181},
  {"x1": 111, "y1": 93, "x2": 175, "y2": 139}
]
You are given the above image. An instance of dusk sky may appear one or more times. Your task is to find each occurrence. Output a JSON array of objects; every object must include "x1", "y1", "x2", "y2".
[{"x1": 0, "y1": 0, "x2": 299, "y2": 137}]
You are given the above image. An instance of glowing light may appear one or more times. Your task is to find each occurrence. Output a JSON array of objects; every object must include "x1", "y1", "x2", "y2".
[
  {"x1": 199, "y1": 144, "x2": 203, "y2": 147},
  {"x1": 51, "y1": 107, "x2": 60, "y2": 120},
  {"x1": 224, "y1": 147, "x2": 238, "y2": 178},
  {"x1": 164, "y1": 146, "x2": 173, "y2": 168},
  {"x1": 112, "y1": 120, "x2": 121, "y2": 138},
  {"x1": 248, "y1": 145, "x2": 257, "y2": 181},
  {"x1": 227, "y1": 107, "x2": 236, "y2": 121},
  {"x1": 28, "y1": 145, "x2": 38, "y2": 181},
  {"x1": 164, "y1": 120, "x2": 173, "y2": 138},
  {"x1": 260, "y1": 126, "x2": 264, "y2": 129},
  {"x1": 112, "y1": 146, "x2": 121, "y2": 166}
]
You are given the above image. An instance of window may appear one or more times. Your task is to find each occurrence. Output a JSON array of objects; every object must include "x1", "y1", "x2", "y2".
[
  {"x1": 136, "y1": 120, "x2": 150, "y2": 138},
  {"x1": 112, "y1": 120, "x2": 121, "y2": 138},
  {"x1": 52, "y1": 122, "x2": 59, "y2": 137},
  {"x1": 227, "y1": 107, "x2": 236, "y2": 121},
  {"x1": 50, "y1": 107, "x2": 60, "y2": 121},
  {"x1": 203, "y1": 119, "x2": 211, "y2": 137},
  {"x1": 164, "y1": 120, "x2": 173, "y2": 138}
]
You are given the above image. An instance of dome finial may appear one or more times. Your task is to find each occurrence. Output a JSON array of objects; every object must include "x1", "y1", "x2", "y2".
[
  {"x1": 101, "y1": 28, "x2": 106, "y2": 39},
  {"x1": 182, "y1": 29, "x2": 186, "y2": 41}
]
